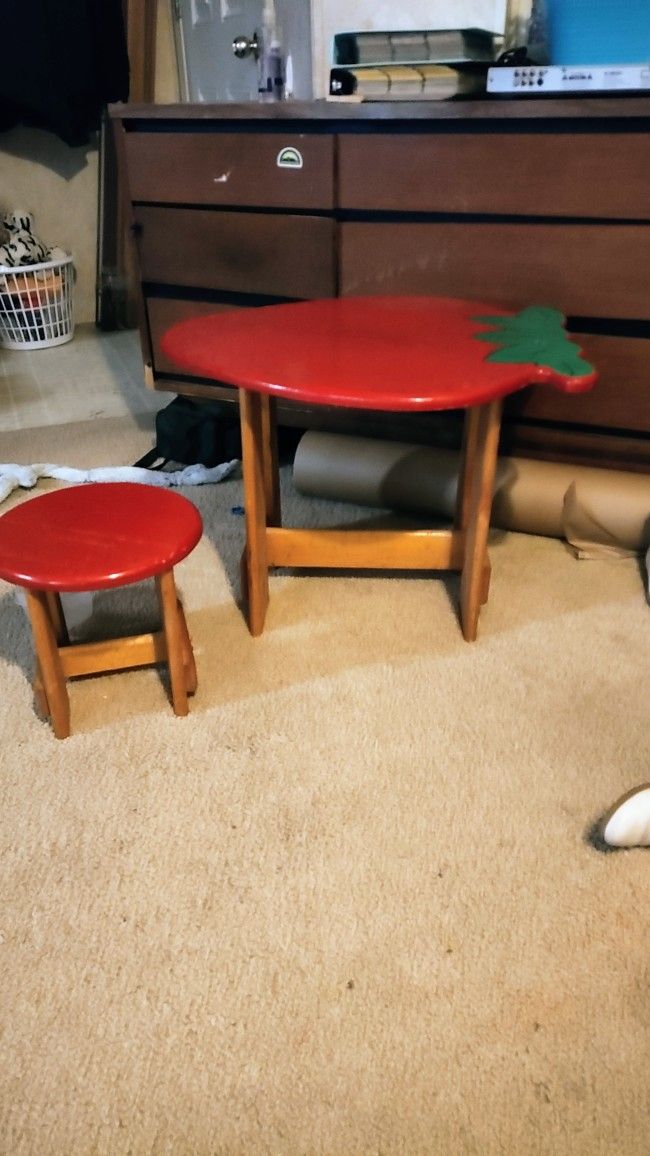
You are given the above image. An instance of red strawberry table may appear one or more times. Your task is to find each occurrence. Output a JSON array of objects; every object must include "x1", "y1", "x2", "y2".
[{"x1": 163, "y1": 296, "x2": 596, "y2": 642}]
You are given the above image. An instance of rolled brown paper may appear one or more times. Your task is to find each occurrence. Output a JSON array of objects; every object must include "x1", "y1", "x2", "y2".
[
  {"x1": 293, "y1": 432, "x2": 459, "y2": 518},
  {"x1": 292, "y1": 431, "x2": 650, "y2": 555},
  {"x1": 562, "y1": 478, "x2": 650, "y2": 558}
]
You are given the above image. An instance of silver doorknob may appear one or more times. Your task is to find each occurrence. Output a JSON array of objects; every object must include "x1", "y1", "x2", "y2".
[{"x1": 232, "y1": 32, "x2": 259, "y2": 59}]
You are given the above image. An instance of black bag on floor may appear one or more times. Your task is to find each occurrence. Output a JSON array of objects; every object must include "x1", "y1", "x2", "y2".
[
  {"x1": 135, "y1": 394, "x2": 304, "y2": 471},
  {"x1": 134, "y1": 396, "x2": 242, "y2": 469}
]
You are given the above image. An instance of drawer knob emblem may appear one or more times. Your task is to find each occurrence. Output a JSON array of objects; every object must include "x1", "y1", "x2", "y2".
[{"x1": 277, "y1": 146, "x2": 303, "y2": 170}]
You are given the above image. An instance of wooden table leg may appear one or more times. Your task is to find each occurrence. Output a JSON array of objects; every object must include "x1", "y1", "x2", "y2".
[
  {"x1": 156, "y1": 569, "x2": 189, "y2": 716},
  {"x1": 260, "y1": 394, "x2": 281, "y2": 527},
  {"x1": 455, "y1": 405, "x2": 480, "y2": 532},
  {"x1": 459, "y1": 398, "x2": 502, "y2": 642},
  {"x1": 456, "y1": 406, "x2": 492, "y2": 608},
  {"x1": 239, "y1": 389, "x2": 270, "y2": 636},
  {"x1": 25, "y1": 589, "x2": 70, "y2": 739}
]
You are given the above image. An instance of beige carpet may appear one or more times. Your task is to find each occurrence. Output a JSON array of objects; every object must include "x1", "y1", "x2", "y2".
[{"x1": 0, "y1": 413, "x2": 648, "y2": 1156}]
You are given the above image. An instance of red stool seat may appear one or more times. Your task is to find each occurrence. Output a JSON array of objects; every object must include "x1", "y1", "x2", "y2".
[
  {"x1": 0, "y1": 482, "x2": 203, "y2": 591},
  {"x1": 0, "y1": 482, "x2": 203, "y2": 737}
]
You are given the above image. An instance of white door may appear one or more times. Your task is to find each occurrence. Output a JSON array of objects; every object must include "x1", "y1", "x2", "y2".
[{"x1": 172, "y1": 0, "x2": 313, "y2": 101}]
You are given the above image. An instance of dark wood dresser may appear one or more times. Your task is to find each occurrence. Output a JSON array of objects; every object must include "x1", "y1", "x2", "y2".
[{"x1": 110, "y1": 97, "x2": 650, "y2": 471}]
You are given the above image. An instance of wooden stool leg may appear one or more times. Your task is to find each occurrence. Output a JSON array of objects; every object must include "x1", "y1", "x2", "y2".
[
  {"x1": 459, "y1": 398, "x2": 502, "y2": 642},
  {"x1": 176, "y1": 597, "x2": 198, "y2": 695},
  {"x1": 156, "y1": 570, "x2": 189, "y2": 716},
  {"x1": 25, "y1": 589, "x2": 70, "y2": 739},
  {"x1": 32, "y1": 659, "x2": 50, "y2": 719},
  {"x1": 32, "y1": 594, "x2": 68, "y2": 720},
  {"x1": 45, "y1": 591, "x2": 70, "y2": 644},
  {"x1": 240, "y1": 388, "x2": 270, "y2": 636},
  {"x1": 480, "y1": 557, "x2": 492, "y2": 605}
]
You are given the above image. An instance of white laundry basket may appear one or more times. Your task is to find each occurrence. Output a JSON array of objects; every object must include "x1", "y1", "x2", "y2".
[{"x1": 0, "y1": 255, "x2": 75, "y2": 350}]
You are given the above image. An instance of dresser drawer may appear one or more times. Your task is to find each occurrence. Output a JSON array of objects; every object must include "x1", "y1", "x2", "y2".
[
  {"x1": 124, "y1": 131, "x2": 334, "y2": 209},
  {"x1": 146, "y1": 297, "x2": 243, "y2": 375},
  {"x1": 134, "y1": 207, "x2": 336, "y2": 299},
  {"x1": 340, "y1": 221, "x2": 650, "y2": 320},
  {"x1": 504, "y1": 334, "x2": 650, "y2": 434},
  {"x1": 338, "y1": 133, "x2": 650, "y2": 219}
]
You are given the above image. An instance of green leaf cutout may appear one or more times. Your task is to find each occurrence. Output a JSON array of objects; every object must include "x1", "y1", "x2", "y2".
[{"x1": 472, "y1": 306, "x2": 594, "y2": 377}]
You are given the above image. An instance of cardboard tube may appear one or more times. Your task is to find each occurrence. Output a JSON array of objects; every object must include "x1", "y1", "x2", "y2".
[
  {"x1": 293, "y1": 431, "x2": 650, "y2": 555},
  {"x1": 563, "y1": 479, "x2": 650, "y2": 558},
  {"x1": 293, "y1": 433, "x2": 459, "y2": 518}
]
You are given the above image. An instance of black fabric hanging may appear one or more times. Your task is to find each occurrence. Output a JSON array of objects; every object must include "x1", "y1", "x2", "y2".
[{"x1": 0, "y1": 0, "x2": 129, "y2": 146}]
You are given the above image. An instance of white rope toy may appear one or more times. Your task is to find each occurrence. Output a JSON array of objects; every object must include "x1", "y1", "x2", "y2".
[{"x1": 0, "y1": 460, "x2": 239, "y2": 504}]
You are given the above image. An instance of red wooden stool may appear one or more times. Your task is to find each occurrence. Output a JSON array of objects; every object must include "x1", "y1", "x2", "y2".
[
  {"x1": 0, "y1": 482, "x2": 203, "y2": 738},
  {"x1": 162, "y1": 296, "x2": 596, "y2": 642}
]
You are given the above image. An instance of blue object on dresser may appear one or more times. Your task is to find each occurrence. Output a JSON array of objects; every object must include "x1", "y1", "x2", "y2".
[{"x1": 546, "y1": 0, "x2": 650, "y2": 65}]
